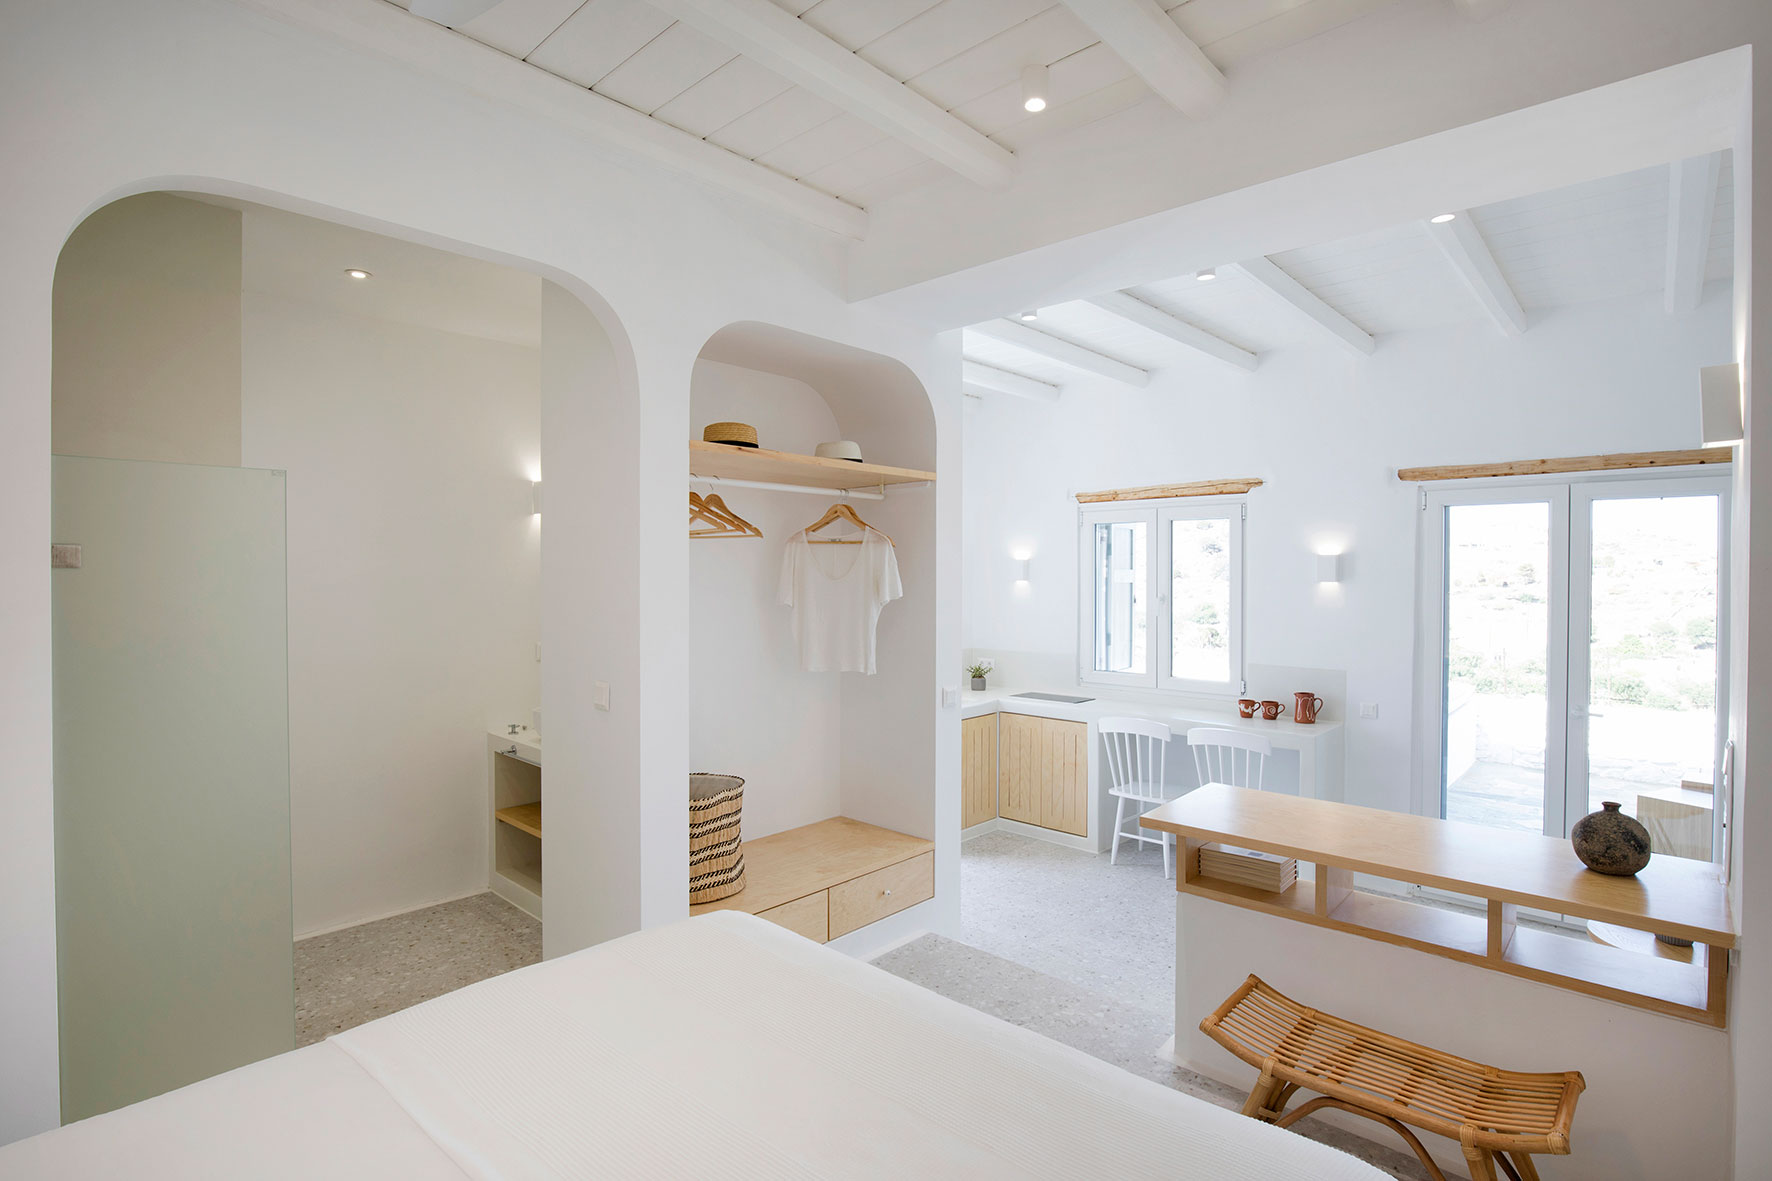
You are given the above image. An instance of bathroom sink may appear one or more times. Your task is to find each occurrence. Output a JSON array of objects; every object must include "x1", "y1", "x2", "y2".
[{"x1": 1011, "y1": 692, "x2": 1096, "y2": 704}]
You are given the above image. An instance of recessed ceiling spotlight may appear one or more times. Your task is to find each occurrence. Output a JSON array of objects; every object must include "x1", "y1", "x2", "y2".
[
  {"x1": 344, "y1": 268, "x2": 373, "y2": 280},
  {"x1": 1019, "y1": 309, "x2": 1039, "y2": 321},
  {"x1": 1021, "y1": 64, "x2": 1049, "y2": 113},
  {"x1": 1430, "y1": 213, "x2": 1458, "y2": 224},
  {"x1": 1195, "y1": 268, "x2": 1218, "y2": 282}
]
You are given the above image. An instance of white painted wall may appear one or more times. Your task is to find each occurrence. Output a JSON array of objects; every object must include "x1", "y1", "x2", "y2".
[
  {"x1": 963, "y1": 291, "x2": 1734, "y2": 816},
  {"x1": 241, "y1": 289, "x2": 539, "y2": 937},
  {"x1": 689, "y1": 360, "x2": 843, "y2": 839},
  {"x1": 51, "y1": 193, "x2": 241, "y2": 466}
]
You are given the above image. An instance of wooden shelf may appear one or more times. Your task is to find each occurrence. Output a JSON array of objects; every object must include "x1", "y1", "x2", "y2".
[
  {"x1": 496, "y1": 803, "x2": 542, "y2": 840},
  {"x1": 689, "y1": 439, "x2": 933, "y2": 491},
  {"x1": 1147, "y1": 784, "x2": 1734, "y2": 1026},
  {"x1": 689, "y1": 816, "x2": 933, "y2": 917}
]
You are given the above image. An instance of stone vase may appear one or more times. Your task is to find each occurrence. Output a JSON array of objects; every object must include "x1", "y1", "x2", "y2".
[
  {"x1": 1571, "y1": 801, "x2": 1651, "y2": 876},
  {"x1": 970, "y1": 676, "x2": 986, "y2": 691}
]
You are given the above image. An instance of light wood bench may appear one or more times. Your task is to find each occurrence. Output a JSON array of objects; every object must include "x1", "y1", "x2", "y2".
[{"x1": 1202, "y1": 976, "x2": 1584, "y2": 1181}]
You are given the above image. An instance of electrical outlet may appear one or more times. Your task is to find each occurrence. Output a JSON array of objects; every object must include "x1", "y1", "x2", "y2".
[
  {"x1": 1359, "y1": 703, "x2": 1378, "y2": 719},
  {"x1": 594, "y1": 681, "x2": 611, "y2": 711}
]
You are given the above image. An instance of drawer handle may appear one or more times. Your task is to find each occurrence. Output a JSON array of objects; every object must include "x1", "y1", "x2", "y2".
[{"x1": 883, "y1": 888, "x2": 893, "y2": 897}]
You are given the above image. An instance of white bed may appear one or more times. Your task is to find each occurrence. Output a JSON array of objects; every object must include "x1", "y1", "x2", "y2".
[{"x1": 0, "y1": 912, "x2": 1385, "y2": 1178}]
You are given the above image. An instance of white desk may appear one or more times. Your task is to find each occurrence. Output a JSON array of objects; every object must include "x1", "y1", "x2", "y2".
[{"x1": 961, "y1": 685, "x2": 1344, "y2": 853}]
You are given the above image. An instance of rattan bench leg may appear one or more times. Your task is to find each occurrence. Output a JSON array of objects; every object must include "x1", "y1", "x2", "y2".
[
  {"x1": 1240, "y1": 1059, "x2": 1283, "y2": 1121},
  {"x1": 1461, "y1": 1128, "x2": 1500, "y2": 1181},
  {"x1": 1272, "y1": 1096, "x2": 1448, "y2": 1181}
]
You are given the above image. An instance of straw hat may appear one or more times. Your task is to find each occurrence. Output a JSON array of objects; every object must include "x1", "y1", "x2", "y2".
[
  {"x1": 702, "y1": 421, "x2": 758, "y2": 449},
  {"x1": 815, "y1": 440, "x2": 864, "y2": 462}
]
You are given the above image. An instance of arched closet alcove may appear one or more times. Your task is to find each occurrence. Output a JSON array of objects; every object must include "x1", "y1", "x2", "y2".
[
  {"x1": 47, "y1": 186, "x2": 641, "y2": 1120},
  {"x1": 686, "y1": 322, "x2": 942, "y2": 955}
]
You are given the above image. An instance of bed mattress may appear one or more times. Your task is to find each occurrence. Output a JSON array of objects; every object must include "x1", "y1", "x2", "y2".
[{"x1": 0, "y1": 911, "x2": 1385, "y2": 1178}]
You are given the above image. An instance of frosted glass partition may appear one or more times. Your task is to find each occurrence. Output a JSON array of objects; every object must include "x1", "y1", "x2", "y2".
[{"x1": 53, "y1": 456, "x2": 292, "y2": 1121}]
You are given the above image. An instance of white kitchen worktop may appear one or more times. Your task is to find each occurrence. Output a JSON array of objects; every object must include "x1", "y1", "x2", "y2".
[
  {"x1": 962, "y1": 684, "x2": 1342, "y2": 749},
  {"x1": 962, "y1": 685, "x2": 1345, "y2": 837}
]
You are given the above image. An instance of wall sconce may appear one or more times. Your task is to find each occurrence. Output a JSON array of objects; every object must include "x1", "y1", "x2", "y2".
[
  {"x1": 530, "y1": 481, "x2": 543, "y2": 516},
  {"x1": 1314, "y1": 552, "x2": 1343, "y2": 583},
  {"x1": 1012, "y1": 548, "x2": 1032, "y2": 584},
  {"x1": 1700, "y1": 362, "x2": 1744, "y2": 447}
]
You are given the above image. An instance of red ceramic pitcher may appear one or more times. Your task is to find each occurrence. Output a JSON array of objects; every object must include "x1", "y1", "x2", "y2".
[{"x1": 1294, "y1": 691, "x2": 1323, "y2": 724}]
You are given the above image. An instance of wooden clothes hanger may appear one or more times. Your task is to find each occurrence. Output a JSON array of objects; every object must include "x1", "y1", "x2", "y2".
[
  {"x1": 802, "y1": 501, "x2": 893, "y2": 546},
  {"x1": 689, "y1": 491, "x2": 761, "y2": 539}
]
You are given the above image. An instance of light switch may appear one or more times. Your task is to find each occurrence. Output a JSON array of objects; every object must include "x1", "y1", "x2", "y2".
[
  {"x1": 941, "y1": 686, "x2": 959, "y2": 707},
  {"x1": 594, "y1": 681, "x2": 611, "y2": 711},
  {"x1": 1359, "y1": 703, "x2": 1378, "y2": 719},
  {"x1": 534, "y1": 642, "x2": 542, "y2": 663}
]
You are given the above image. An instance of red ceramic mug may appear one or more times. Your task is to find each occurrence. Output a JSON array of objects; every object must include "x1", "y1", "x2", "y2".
[
  {"x1": 1294, "y1": 692, "x2": 1324, "y2": 724},
  {"x1": 1258, "y1": 700, "x2": 1283, "y2": 720},
  {"x1": 1236, "y1": 698, "x2": 1258, "y2": 718}
]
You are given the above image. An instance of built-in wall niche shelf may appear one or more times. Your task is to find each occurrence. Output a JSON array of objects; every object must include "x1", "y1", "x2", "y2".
[
  {"x1": 487, "y1": 733, "x2": 542, "y2": 919},
  {"x1": 1142, "y1": 784, "x2": 1735, "y2": 1026},
  {"x1": 689, "y1": 440, "x2": 934, "y2": 498},
  {"x1": 495, "y1": 802, "x2": 542, "y2": 840}
]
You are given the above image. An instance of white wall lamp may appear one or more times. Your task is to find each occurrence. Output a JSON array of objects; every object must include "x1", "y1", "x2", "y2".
[
  {"x1": 1700, "y1": 362, "x2": 1744, "y2": 447},
  {"x1": 1314, "y1": 552, "x2": 1343, "y2": 583},
  {"x1": 1012, "y1": 549, "x2": 1033, "y2": 584},
  {"x1": 1020, "y1": 65, "x2": 1049, "y2": 113},
  {"x1": 530, "y1": 480, "x2": 543, "y2": 516}
]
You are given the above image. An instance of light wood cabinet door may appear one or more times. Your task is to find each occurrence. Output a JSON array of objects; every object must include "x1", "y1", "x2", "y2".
[
  {"x1": 998, "y1": 713, "x2": 1088, "y2": 836},
  {"x1": 1038, "y1": 717, "x2": 1089, "y2": 836},
  {"x1": 998, "y1": 712, "x2": 1044, "y2": 825},
  {"x1": 961, "y1": 714, "x2": 998, "y2": 828}
]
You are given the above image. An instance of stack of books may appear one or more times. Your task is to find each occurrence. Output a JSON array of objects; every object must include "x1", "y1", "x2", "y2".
[{"x1": 1196, "y1": 843, "x2": 1298, "y2": 893}]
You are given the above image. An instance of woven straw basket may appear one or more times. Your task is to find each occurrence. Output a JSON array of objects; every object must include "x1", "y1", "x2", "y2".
[{"x1": 689, "y1": 773, "x2": 746, "y2": 904}]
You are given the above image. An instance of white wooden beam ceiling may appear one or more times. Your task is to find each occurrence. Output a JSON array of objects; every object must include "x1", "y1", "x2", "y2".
[
  {"x1": 646, "y1": 0, "x2": 1016, "y2": 187},
  {"x1": 1058, "y1": 0, "x2": 1226, "y2": 119},
  {"x1": 1665, "y1": 152, "x2": 1722, "y2": 315},
  {"x1": 1230, "y1": 257, "x2": 1375, "y2": 355},
  {"x1": 962, "y1": 361, "x2": 1062, "y2": 402},
  {"x1": 967, "y1": 319, "x2": 1151, "y2": 386},
  {"x1": 1424, "y1": 212, "x2": 1526, "y2": 336},
  {"x1": 1084, "y1": 291, "x2": 1257, "y2": 372},
  {"x1": 237, "y1": 0, "x2": 868, "y2": 237}
]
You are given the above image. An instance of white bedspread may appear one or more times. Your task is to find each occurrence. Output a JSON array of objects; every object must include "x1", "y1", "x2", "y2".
[{"x1": 2, "y1": 912, "x2": 1384, "y2": 1179}]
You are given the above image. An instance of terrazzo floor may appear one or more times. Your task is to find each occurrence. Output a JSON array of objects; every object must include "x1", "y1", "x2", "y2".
[
  {"x1": 293, "y1": 892, "x2": 539, "y2": 1047},
  {"x1": 870, "y1": 830, "x2": 1436, "y2": 1181}
]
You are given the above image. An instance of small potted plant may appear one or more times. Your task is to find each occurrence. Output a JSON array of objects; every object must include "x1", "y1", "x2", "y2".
[{"x1": 966, "y1": 658, "x2": 994, "y2": 691}]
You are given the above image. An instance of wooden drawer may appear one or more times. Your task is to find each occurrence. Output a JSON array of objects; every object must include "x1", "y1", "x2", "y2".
[
  {"x1": 757, "y1": 891, "x2": 828, "y2": 943},
  {"x1": 829, "y1": 851, "x2": 934, "y2": 939}
]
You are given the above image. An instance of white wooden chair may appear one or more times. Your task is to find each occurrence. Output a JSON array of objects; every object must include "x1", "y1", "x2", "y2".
[
  {"x1": 1101, "y1": 716, "x2": 1177, "y2": 878},
  {"x1": 1186, "y1": 728, "x2": 1274, "y2": 791}
]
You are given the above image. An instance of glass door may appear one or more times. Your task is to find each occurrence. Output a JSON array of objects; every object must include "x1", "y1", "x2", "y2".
[
  {"x1": 53, "y1": 456, "x2": 293, "y2": 1121},
  {"x1": 1568, "y1": 478, "x2": 1729, "y2": 861},
  {"x1": 1422, "y1": 487, "x2": 1569, "y2": 836}
]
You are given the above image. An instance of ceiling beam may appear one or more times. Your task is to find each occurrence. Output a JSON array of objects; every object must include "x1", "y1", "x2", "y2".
[
  {"x1": 1424, "y1": 212, "x2": 1526, "y2": 336},
  {"x1": 1665, "y1": 152, "x2": 1722, "y2": 315},
  {"x1": 1229, "y1": 257, "x2": 1375, "y2": 356},
  {"x1": 647, "y1": 0, "x2": 1015, "y2": 187},
  {"x1": 1084, "y1": 291, "x2": 1257, "y2": 372},
  {"x1": 966, "y1": 320, "x2": 1151, "y2": 386},
  {"x1": 231, "y1": 0, "x2": 868, "y2": 238},
  {"x1": 962, "y1": 361, "x2": 1061, "y2": 403},
  {"x1": 1057, "y1": 0, "x2": 1225, "y2": 119}
]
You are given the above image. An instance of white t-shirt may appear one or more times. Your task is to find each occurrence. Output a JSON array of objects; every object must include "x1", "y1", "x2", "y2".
[{"x1": 777, "y1": 527, "x2": 903, "y2": 674}]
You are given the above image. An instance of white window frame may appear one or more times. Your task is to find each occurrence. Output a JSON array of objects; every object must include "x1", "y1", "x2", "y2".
[
  {"x1": 1078, "y1": 497, "x2": 1246, "y2": 696},
  {"x1": 1412, "y1": 469, "x2": 1731, "y2": 862}
]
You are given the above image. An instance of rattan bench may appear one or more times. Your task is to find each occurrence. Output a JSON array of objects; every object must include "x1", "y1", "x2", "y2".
[{"x1": 1201, "y1": 976, "x2": 1584, "y2": 1181}]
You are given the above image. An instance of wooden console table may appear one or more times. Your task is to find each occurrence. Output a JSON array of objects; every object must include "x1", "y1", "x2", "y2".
[{"x1": 1141, "y1": 785, "x2": 1734, "y2": 1026}]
